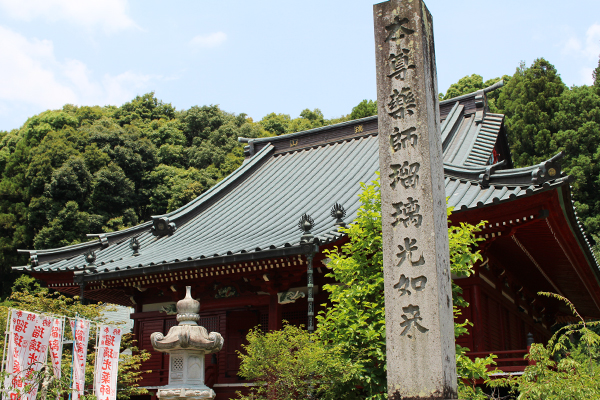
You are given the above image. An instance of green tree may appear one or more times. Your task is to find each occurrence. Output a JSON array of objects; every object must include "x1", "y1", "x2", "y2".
[
  {"x1": 350, "y1": 99, "x2": 377, "y2": 120},
  {"x1": 491, "y1": 293, "x2": 600, "y2": 399},
  {"x1": 33, "y1": 201, "x2": 101, "y2": 249},
  {"x1": 90, "y1": 162, "x2": 135, "y2": 216},
  {"x1": 236, "y1": 324, "x2": 355, "y2": 400},
  {"x1": 440, "y1": 74, "x2": 509, "y2": 111},
  {"x1": 113, "y1": 92, "x2": 176, "y2": 126},
  {"x1": 441, "y1": 74, "x2": 487, "y2": 100},
  {"x1": 496, "y1": 59, "x2": 566, "y2": 167}
]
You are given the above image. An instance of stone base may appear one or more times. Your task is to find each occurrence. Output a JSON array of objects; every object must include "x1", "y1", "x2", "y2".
[{"x1": 156, "y1": 387, "x2": 215, "y2": 399}]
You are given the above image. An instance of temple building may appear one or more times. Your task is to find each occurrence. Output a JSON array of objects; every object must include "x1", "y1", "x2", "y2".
[{"x1": 15, "y1": 84, "x2": 600, "y2": 398}]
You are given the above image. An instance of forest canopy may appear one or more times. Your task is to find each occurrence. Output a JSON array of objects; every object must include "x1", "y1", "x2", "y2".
[{"x1": 1, "y1": 57, "x2": 599, "y2": 297}]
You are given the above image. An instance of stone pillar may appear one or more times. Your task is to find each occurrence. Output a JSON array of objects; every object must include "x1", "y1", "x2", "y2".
[{"x1": 373, "y1": 1, "x2": 457, "y2": 399}]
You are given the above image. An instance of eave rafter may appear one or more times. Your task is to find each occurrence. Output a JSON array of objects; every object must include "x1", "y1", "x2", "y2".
[{"x1": 85, "y1": 255, "x2": 306, "y2": 291}]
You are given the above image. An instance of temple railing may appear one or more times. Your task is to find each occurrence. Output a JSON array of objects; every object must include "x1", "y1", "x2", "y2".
[{"x1": 466, "y1": 348, "x2": 532, "y2": 373}]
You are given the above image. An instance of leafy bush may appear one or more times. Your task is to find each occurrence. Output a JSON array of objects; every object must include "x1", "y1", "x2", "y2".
[
  {"x1": 491, "y1": 293, "x2": 600, "y2": 399},
  {"x1": 236, "y1": 324, "x2": 354, "y2": 400}
]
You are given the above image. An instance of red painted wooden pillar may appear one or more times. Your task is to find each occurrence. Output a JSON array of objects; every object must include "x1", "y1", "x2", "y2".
[
  {"x1": 472, "y1": 284, "x2": 484, "y2": 351},
  {"x1": 268, "y1": 294, "x2": 282, "y2": 331}
]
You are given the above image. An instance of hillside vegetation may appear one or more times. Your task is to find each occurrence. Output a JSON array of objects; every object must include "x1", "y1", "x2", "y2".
[{"x1": 1, "y1": 57, "x2": 598, "y2": 297}]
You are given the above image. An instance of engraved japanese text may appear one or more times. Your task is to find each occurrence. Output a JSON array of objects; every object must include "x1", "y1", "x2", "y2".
[
  {"x1": 394, "y1": 274, "x2": 427, "y2": 296},
  {"x1": 400, "y1": 304, "x2": 429, "y2": 337},
  {"x1": 389, "y1": 161, "x2": 420, "y2": 189},
  {"x1": 392, "y1": 197, "x2": 422, "y2": 228},
  {"x1": 396, "y1": 237, "x2": 425, "y2": 267}
]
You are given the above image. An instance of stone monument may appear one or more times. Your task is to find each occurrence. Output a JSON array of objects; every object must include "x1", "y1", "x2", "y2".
[
  {"x1": 151, "y1": 286, "x2": 224, "y2": 399},
  {"x1": 373, "y1": 1, "x2": 457, "y2": 398}
]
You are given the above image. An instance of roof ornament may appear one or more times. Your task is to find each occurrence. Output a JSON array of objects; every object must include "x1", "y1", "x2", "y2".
[
  {"x1": 83, "y1": 250, "x2": 97, "y2": 274},
  {"x1": 531, "y1": 152, "x2": 564, "y2": 185},
  {"x1": 478, "y1": 161, "x2": 505, "y2": 188},
  {"x1": 29, "y1": 251, "x2": 38, "y2": 268},
  {"x1": 330, "y1": 203, "x2": 346, "y2": 228},
  {"x1": 84, "y1": 250, "x2": 96, "y2": 265},
  {"x1": 298, "y1": 213, "x2": 315, "y2": 244},
  {"x1": 151, "y1": 216, "x2": 177, "y2": 237},
  {"x1": 130, "y1": 236, "x2": 141, "y2": 256},
  {"x1": 238, "y1": 137, "x2": 255, "y2": 157},
  {"x1": 474, "y1": 90, "x2": 486, "y2": 122},
  {"x1": 98, "y1": 233, "x2": 109, "y2": 248}
]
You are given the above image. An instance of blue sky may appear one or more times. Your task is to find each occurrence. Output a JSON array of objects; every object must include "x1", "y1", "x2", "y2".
[{"x1": 0, "y1": 0, "x2": 599, "y2": 131}]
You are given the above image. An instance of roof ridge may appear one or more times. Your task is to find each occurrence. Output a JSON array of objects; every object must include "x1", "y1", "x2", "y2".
[
  {"x1": 440, "y1": 80, "x2": 504, "y2": 105},
  {"x1": 238, "y1": 115, "x2": 378, "y2": 145}
]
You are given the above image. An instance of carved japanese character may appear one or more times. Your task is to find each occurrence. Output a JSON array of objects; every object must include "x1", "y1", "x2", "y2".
[
  {"x1": 387, "y1": 88, "x2": 416, "y2": 119},
  {"x1": 394, "y1": 274, "x2": 411, "y2": 295},
  {"x1": 390, "y1": 161, "x2": 420, "y2": 189},
  {"x1": 390, "y1": 127, "x2": 418, "y2": 152},
  {"x1": 411, "y1": 275, "x2": 427, "y2": 291},
  {"x1": 388, "y1": 49, "x2": 415, "y2": 80},
  {"x1": 400, "y1": 304, "x2": 429, "y2": 337},
  {"x1": 384, "y1": 16, "x2": 415, "y2": 42},
  {"x1": 394, "y1": 274, "x2": 428, "y2": 295},
  {"x1": 392, "y1": 197, "x2": 422, "y2": 228},
  {"x1": 396, "y1": 237, "x2": 425, "y2": 267}
]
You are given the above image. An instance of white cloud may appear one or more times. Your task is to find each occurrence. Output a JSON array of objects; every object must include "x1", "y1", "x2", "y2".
[
  {"x1": 102, "y1": 71, "x2": 156, "y2": 105},
  {"x1": 0, "y1": 26, "x2": 77, "y2": 108},
  {"x1": 583, "y1": 23, "x2": 600, "y2": 60},
  {"x1": 0, "y1": 0, "x2": 138, "y2": 33},
  {"x1": 561, "y1": 23, "x2": 600, "y2": 60},
  {"x1": 190, "y1": 32, "x2": 227, "y2": 48},
  {"x1": 0, "y1": 26, "x2": 159, "y2": 120}
]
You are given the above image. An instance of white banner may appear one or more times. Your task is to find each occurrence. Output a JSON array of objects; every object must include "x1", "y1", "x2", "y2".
[
  {"x1": 70, "y1": 319, "x2": 91, "y2": 400},
  {"x1": 48, "y1": 318, "x2": 64, "y2": 380},
  {"x1": 3, "y1": 310, "x2": 53, "y2": 400},
  {"x1": 94, "y1": 326, "x2": 123, "y2": 400},
  {"x1": 22, "y1": 315, "x2": 52, "y2": 400},
  {"x1": 3, "y1": 310, "x2": 37, "y2": 400}
]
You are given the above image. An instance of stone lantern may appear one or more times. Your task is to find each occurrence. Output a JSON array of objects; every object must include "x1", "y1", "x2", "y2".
[{"x1": 151, "y1": 286, "x2": 224, "y2": 399}]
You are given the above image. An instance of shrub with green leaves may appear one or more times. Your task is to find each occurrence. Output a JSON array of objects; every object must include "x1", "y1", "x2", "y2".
[
  {"x1": 236, "y1": 324, "x2": 355, "y2": 400},
  {"x1": 490, "y1": 292, "x2": 600, "y2": 399}
]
